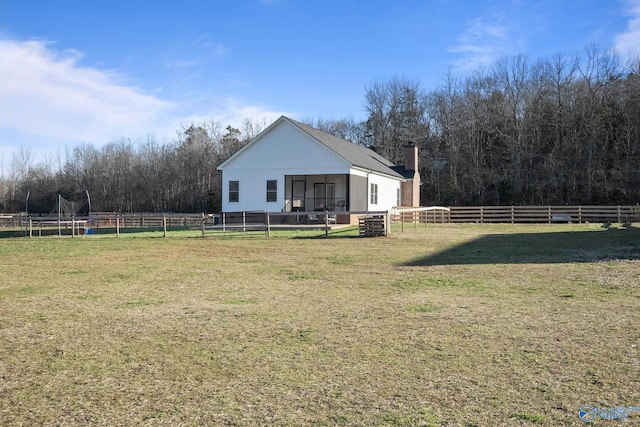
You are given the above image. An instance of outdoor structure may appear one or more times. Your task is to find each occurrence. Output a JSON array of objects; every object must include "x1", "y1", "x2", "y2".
[
  {"x1": 217, "y1": 116, "x2": 420, "y2": 221},
  {"x1": 395, "y1": 143, "x2": 421, "y2": 207}
]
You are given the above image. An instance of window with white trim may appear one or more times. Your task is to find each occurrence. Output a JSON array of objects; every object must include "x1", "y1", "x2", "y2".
[
  {"x1": 266, "y1": 180, "x2": 277, "y2": 202},
  {"x1": 370, "y1": 183, "x2": 378, "y2": 205},
  {"x1": 229, "y1": 180, "x2": 239, "y2": 203}
]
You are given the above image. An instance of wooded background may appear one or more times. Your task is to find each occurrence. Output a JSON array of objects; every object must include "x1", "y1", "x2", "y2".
[{"x1": 2, "y1": 46, "x2": 639, "y2": 214}]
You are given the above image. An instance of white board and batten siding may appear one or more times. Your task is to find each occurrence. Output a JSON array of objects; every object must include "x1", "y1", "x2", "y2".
[
  {"x1": 358, "y1": 169, "x2": 402, "y2": 211},
  {"x1": 222, "y1": 121, "x2": 352, "y2": 173},
  {"x1": 219, "y1": 117, "x2": 404, "y2": 213},
  {"x1": 220, "y1": 120, "x2": 352, "y2": 212}
]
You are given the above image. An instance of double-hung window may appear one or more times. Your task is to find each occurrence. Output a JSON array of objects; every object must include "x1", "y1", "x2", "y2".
[
  {"x1": 266, "y1": 180, "x2": 277, "y2": 202},
  {"x1": 229, "y1": 180, "x2": 239, "y2": 203},
  {"x1": 370, "y1": 183, "x2": 378, "y2": 205}
]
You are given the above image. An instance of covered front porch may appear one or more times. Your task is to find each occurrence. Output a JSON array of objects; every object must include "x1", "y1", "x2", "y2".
[{"x1": 283, "y1": 174, "x2": 354, "y2": 213}]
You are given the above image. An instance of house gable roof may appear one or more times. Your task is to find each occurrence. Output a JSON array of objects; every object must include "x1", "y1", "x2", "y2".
[{"x1": 218, "y1": 116, "x2": 404, "y2": 180}]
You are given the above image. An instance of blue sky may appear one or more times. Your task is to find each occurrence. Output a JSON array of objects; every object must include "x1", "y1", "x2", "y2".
[{"x1": 1, "y1": 0, "x2": 639, "y2": 166}]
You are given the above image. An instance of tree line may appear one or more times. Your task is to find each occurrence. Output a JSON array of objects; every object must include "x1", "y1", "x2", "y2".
[
  {"x1": 0, "y1": 120, "x2": 264, "y2": 214},
  {"x1": 363, "y1": 46, "x2": 640, "y2": 206},
  {"x1": 1, "y1": 45, "x2": 639, "y2": 213},
  {"x1": 310, "y1": 46, "x2": 640, "y2": 206}
]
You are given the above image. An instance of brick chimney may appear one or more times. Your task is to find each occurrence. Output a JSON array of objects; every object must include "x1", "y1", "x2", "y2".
[
  {"x1": 399, "y1": 143, "x2": 421, "y2": 207},
  {"x1": 404, "y1": 143, "x2": 418, "y2": 171}
]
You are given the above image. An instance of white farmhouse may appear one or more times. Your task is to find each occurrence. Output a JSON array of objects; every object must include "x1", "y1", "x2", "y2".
[{"x1": 217, "y1": 116, "x2": 419, "y2": 222}]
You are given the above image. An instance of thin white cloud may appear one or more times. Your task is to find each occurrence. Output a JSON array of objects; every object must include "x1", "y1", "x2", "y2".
[
  {"x1": 215, "y1": 103, "x2": 290, "y2": 129},
  {"x1": 169, "y1": 98, "x2": 292, "y2": 135},
  {"x1": 615, "y1": 0, "x2": 640, "y2": 56},
  {"x1": 166, "y1": 59, "x2": 201, "y2": 69},
  {"x1": 0, "y1": 38, "x2": 293, "y2": 167},
  {"x1": 214, "y1": 44, "x2": 228, "y2": 56},
  {"x1": 193, "y1": 34, "x2": 228, "y2": 57},
  {"x1": 0, "y1": 39, "x2": 175, "y2": 147},
  {"x1": 164, "y1": 37, "x2": 226, "y2": 71},
  {"x1": 449, "y1": 15, "x2": 512, "y2": 71}
]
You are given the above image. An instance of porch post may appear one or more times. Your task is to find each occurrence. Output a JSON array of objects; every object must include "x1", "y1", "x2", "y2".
[
  {"x1": 324, "y1": 174, "x2": 328, "y2": 211},
  {"x1": 346, "y1": 174, "x2": 350, "y2": 211},
  {"x1": 284, "y1": 175, "x2": 290, "y2": 212}
]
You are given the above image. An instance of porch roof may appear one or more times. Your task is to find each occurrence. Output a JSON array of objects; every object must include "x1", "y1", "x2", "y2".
[{"x1": 288, "y1": 118, "x2": 405, "y2": 180}]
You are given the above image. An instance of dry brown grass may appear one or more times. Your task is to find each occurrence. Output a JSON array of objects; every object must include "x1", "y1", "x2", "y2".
[{"x1": 0, "y1": 223, "x2": 639, "y2": 426}]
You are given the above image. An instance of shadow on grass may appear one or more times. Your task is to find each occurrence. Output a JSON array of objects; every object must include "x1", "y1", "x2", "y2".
[
  {"x1": 0, "y1": 230, "x2": 27, "y2": 238},
  {"x1": 0, "y1": 229, "x2": 86, "y2": 238},
  {"x1": 405, "y1": 224, "x2": 640, "y2": 266}
]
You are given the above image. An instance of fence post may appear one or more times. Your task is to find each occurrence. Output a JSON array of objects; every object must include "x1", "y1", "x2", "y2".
[
  {"x1": 163, "y1": 216, "x2": 167, "y2": 238},
  {"x1": 386, "y1": 211, "x2": 390, "y2": 236},
  {"x1": 29, "y1": 218, "x2": 32, "y2": 238},
  {"x1": 579, "y1": 205, "x2": 582, "y2": 223},
  {"x1": 116, "y1": 215, "x2": 120, "y2": 238},
  {"x1": 618, "y1": 205, "x2": 621, "y2": 223},
  {"x1": 511, "y1": 206, "x2": 515, "y2": 224},
  {"x1": 325, "y1": 212, "x2": 329, "y2": 238},
  {"x1": 548, "y1": 206, "x2": 552, "y2": 224},
  {"x1": 480, "y1": 206, "x2": 484, "y2": 223},
  {"x1": 266, "y1": 213, "x2": 271, "y2": 238},
  {"x1": 201, "y1": 213, "x2": 205, "y2": 238},
  {"x1": 243, "y1": 211, "x2": 246, "y2": 232}
]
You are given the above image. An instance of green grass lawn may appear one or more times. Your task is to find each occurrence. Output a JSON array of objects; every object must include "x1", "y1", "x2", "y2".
[{"x1": 0, "y1": 223, "x2": 639, "y2": 426}]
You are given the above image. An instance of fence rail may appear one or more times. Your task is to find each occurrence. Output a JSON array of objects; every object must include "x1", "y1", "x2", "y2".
[
  {"x1": 391, "y1": 205, "x2": 640, "y2": 224},
  {"x1": 4, "y1": 205, "x2": 640, "y2": 238},
  {"x1": 5, "y1": 213, "x2": 207, "y2": 238},
  {"x1": 448, "y1": 205, "x2": 640, "y2": 224},
  {"x1": 4, "y1": 211, "x2": 390, "y2": 238},
  {"x1": 390, "y1": 206, "x2": 451, "y2": 225},
  {"x1": 206, "y1": 211, "x2": 390, "y2": 238},
  {"x1": 1, "y1": 213, "x2": 205, "y2": 229}
]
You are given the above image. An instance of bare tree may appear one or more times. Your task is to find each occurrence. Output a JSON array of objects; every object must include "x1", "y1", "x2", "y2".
[
  {"x1": 11, "y1": 146, "x2": 34, "y2": 183},
  {"x1": 302, "y1": 117, "x2": 369, "y2": 145},
  {"x1": 364, "y1": 76, "x2": 430, "y2": 164}
]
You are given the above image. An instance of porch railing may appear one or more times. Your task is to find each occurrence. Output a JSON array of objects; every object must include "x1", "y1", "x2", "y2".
[{"x1": 283, "y1": 197, "x2": 348, "y2": 212}]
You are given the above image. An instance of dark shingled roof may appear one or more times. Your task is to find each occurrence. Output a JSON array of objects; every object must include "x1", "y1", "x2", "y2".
[
  {"x1": 391, "y1": 166, "x2": 417, "y2": 180},
  {"x1": 287, "y1": 118, "x2": 404, "y2": 179}
]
